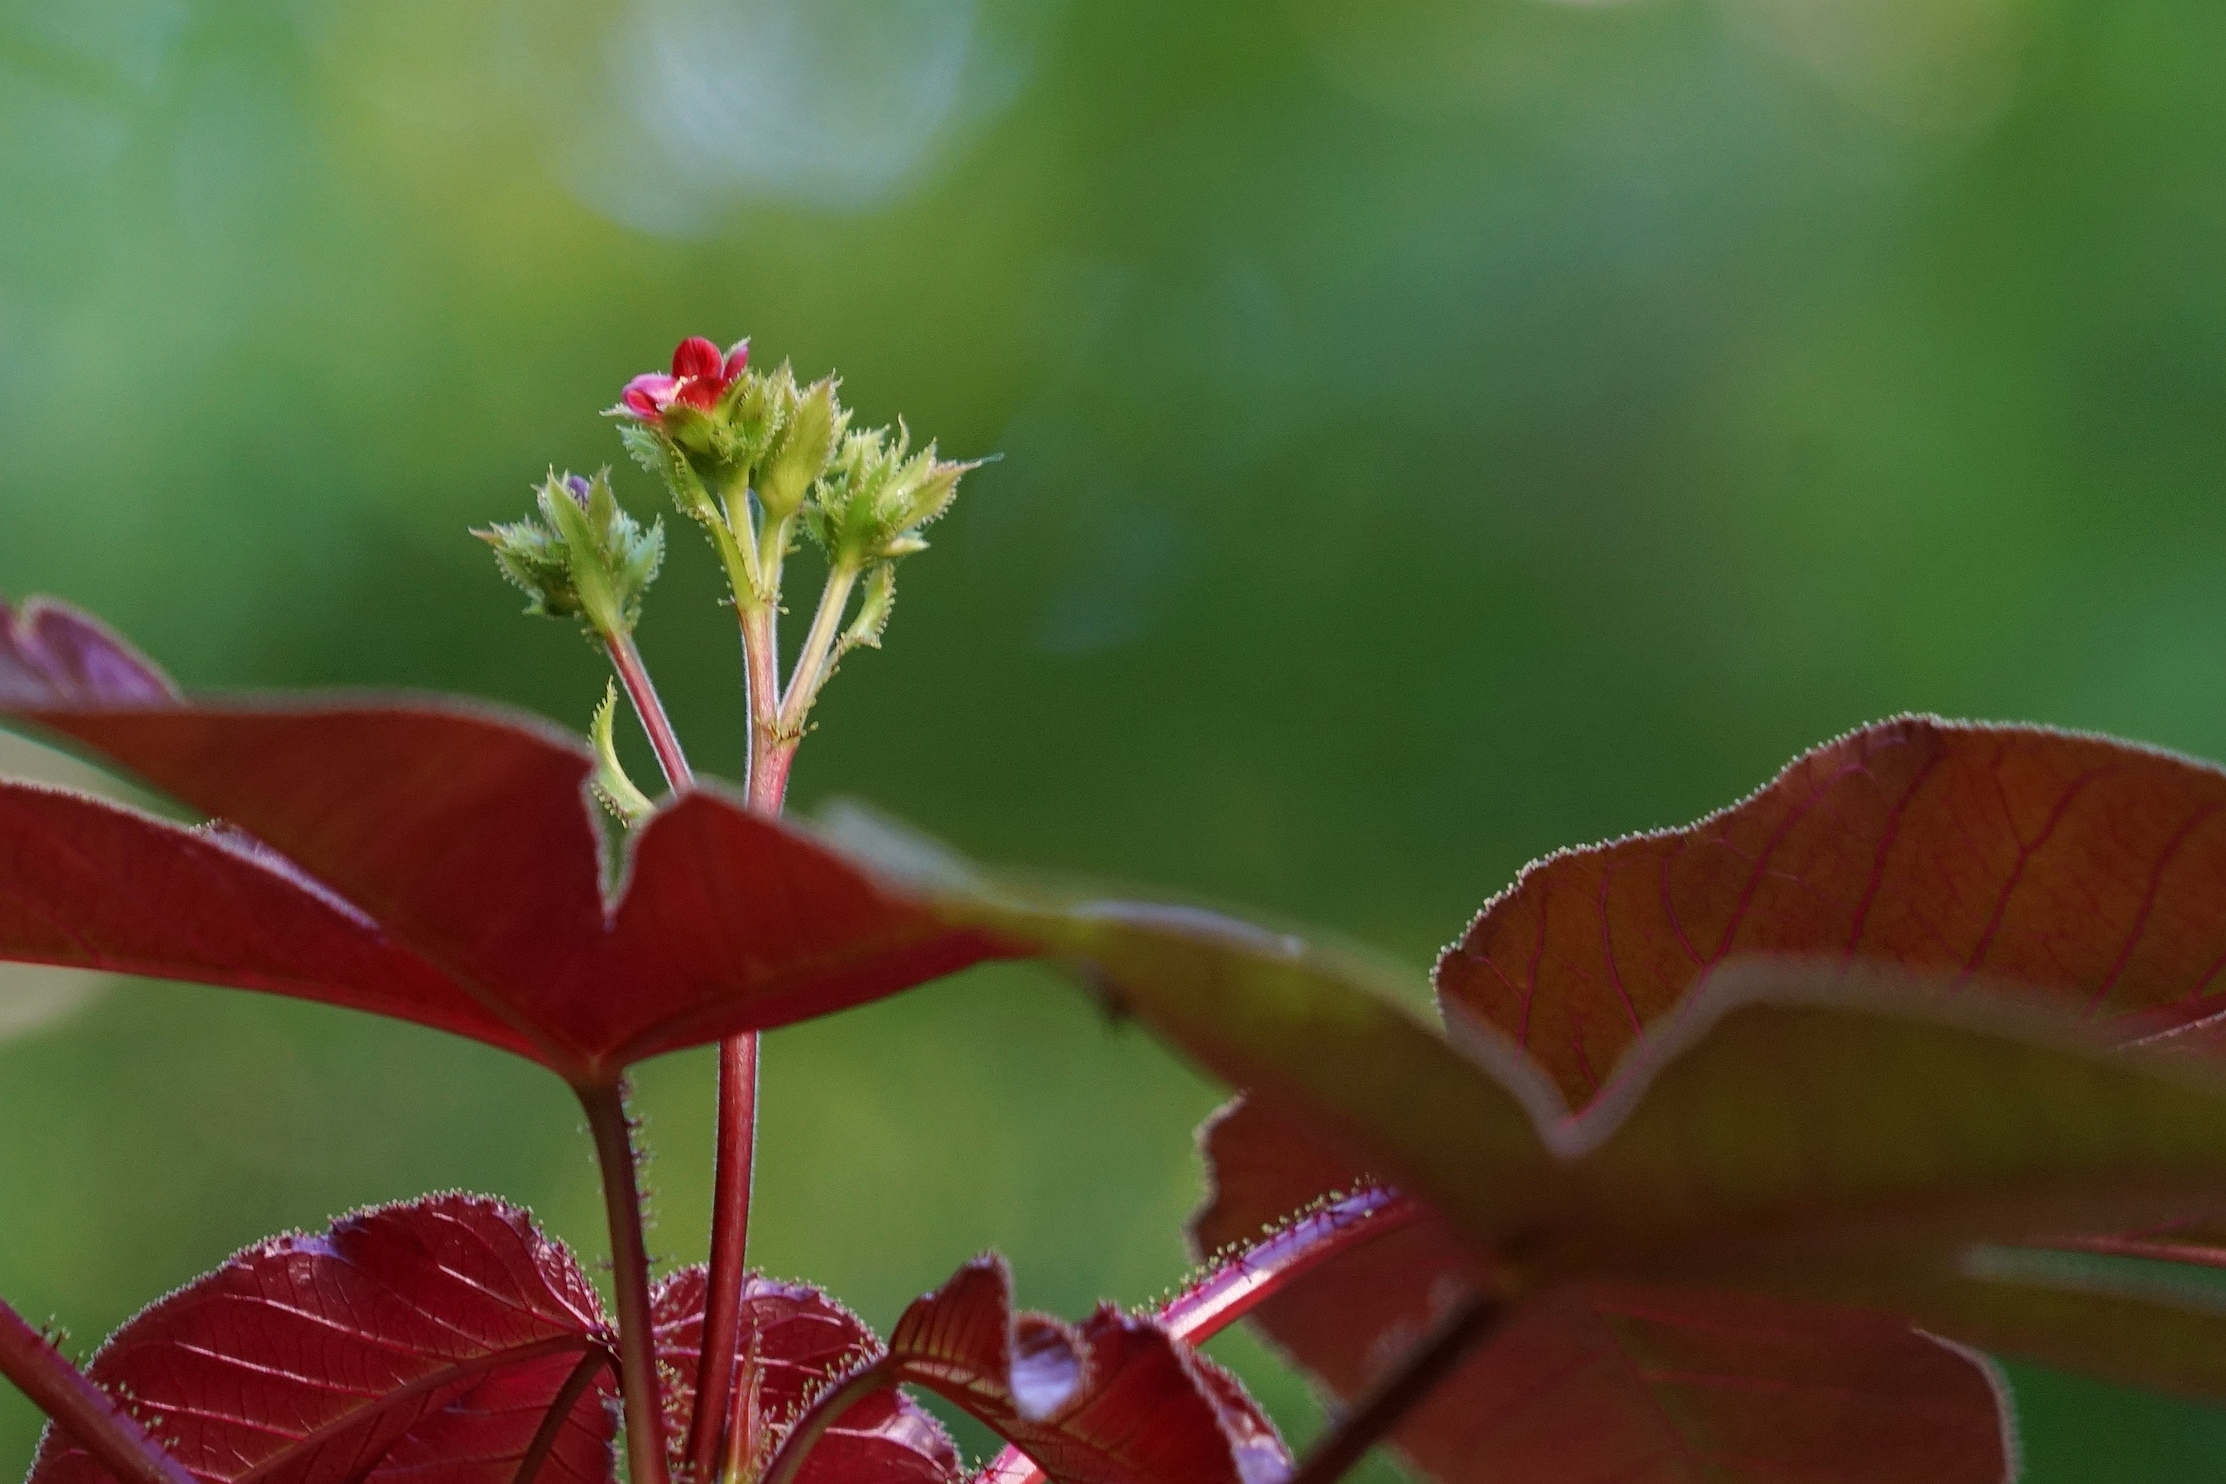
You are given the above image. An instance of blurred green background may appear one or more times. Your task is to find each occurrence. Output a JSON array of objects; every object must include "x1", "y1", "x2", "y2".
[{"x1": 3, "y1": 0, "x2": 2225, "y2": 1477}]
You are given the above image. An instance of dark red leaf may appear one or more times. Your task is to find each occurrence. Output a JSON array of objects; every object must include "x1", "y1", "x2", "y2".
[
  {"x1": 0, "y1": 596, "x2": 1019, "y2": 1085},
  {"x1": 1193, "y1": 1100, "x2": 2016, "y2": 1484},
  {"x1": 27, "y1": 1195, "x2": 616, "y2": 1484},
  {"x1": 0, "y1": 782, "x2": 533, "y2": 1058},
  {"x1": 362, "y1": 1353, "x2": 613, "y2": 1484},
  {"x1": 649, "y1": 1267, "x2": 957, "y2": 1484},
  {"x1": 1439, "y1": 716, "x2": 2226, "y2": 1106},
  {"x1": 883, "y1": 1255, "x2": 1288, "y2": 1484}
]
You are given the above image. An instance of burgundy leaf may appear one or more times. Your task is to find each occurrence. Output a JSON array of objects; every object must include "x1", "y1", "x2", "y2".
[
  {"x1": 1439, "y1": 716, "x2": 2226, "y2": 1107},
  {"x1": 0, "y1": 782, "x2": 530, "y2": 1058},
  {"x1": 363, "y1": 1353, "x2": 613, "y2": 1484},
  {"x1": 0, "y1": 598, "x2": 176, "y2": 708},
  {"x1": 0, "y1": 597, "x2": 1019, "y2": 1084},
  {"x1": 27, "y1": 1195, "x2": 616, "y2": 1484},
  {"x1": 1192, "y1": 1099, "x2": 2016, "y2": 1484},
  {"x1": 883, "y1": 1256, "x2": 1288, "y2": 1484},
  {"x1": 649, "y1": 1267, "x2": 957, "y2": 1484}
]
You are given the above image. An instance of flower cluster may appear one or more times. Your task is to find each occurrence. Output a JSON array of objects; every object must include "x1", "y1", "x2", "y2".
[
  {"x1": 476, "y1": 333, "x2": 984, "y2": 817},
  {"x1": 606, "y1": 334, "x2": 976, "y2": 626}
]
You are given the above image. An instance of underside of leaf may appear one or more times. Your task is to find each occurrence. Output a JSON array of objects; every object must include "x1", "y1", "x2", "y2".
[
  {"x1": 27, "y1": 1195, "x2": 617, "y2": 1484},
  {"x1": 1192, "y1": 1099, "x2": 2017, "y2": 1484},
  {"x1": 649, "y1": 1266, "x2": 959, "y2": 1484},
  {"x1": 1439, "y1": 716, "x2": 2226, "y2": 1107},
  {"x1": 974, "y1": 891, "x2": 2226, "y2": 1414}
]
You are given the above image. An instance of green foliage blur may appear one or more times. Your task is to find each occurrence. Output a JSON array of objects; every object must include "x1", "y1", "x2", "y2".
[{"x1": 4, "y1": 0, "x2": 2225, "y2": 1477}]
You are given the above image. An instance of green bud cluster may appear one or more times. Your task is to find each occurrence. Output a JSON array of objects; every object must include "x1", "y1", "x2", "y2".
[
  {"x1": 476, "y1": 470, "x2": 664, "y2": 640},
  {"x1": 803, "y1": 421, "x2": 976, "y2": 570},
  {"x1": 620, "y1": 358, "x2": 976, "y2": 634}
]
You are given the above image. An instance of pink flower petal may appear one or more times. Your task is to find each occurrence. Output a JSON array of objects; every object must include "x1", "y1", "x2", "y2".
[
  {"x1": 621, "y1": 373, "x2": 680, "y2": 421},
  {"x1": 723, "y1": 339, "x2": 750, "y2": 381}
]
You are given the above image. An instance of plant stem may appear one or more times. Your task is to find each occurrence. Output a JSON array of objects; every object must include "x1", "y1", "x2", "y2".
[
  {"x1": 0, "y1": 1296, "x2": 200, "y2": 1484},
  {"x1": 693, "y1": 595, "x2": 785, "y2": 1482},
  {"x1": 976, "y1": 1189, "x2": 1420, "y2": 1484},
  {"x1": 579, "y1": 1083, "x2": 672, "y2": 1484},
  {"x1": 737, "y1": 563, "x2": 857, "y2": 815},
  {"x1": 605, "y1": 630, "x2": 694, "y2": 793},
  {"x1": 1161, "y1": 1190, "x2": 1414, "y2": 1344},
  {"x1": 738, "y1": 605, "x2": 785, "y2": 814},
  {"x1": 683, "y1": 1034, "x2": 759, "y2": 1484},
  {"x1": 776, "y1": 562, "x2": 861, "y2": 736},
  {"x1": 1283, "y1": 1294, "x2": 1500, "y2": 1484},
  {"x1": 754, "y1": 515, "x2": 791, "y2": 609},
  {"x1": 754, "y1": 1359, "x2": 895, "y2": 1484}
]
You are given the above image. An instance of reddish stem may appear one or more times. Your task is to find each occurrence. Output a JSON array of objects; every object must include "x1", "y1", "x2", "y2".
[
  {"x1": 687, "y1": 601, "x2": 788, "y2": 1481},
  {"x1": 1283, "y1": 1294, "x2": 1499, "y2": 1484},
  {"x1": 1161, "y1": 1189, "x2": 1414, "y2": 1344},
  {"x1": 606, "y1": 631, "x2": 694, "y2": 793},
  {"x1": 579, "y1": 1083, "x2": 672, "y2": 1484},
  {"x1": 0, "y1": 1296, "x2": 200, "y2": 1484},
  {"x1": 755, "y1": 1357, "x2": 896, "y2": 1484},
  {"x1": 751, "y1": 745, "x2": 797, "y2": 815},
  {"x1": 682, "y1": 1034, "x2": 759, "y2": 1484},
  {"x1": 943, "y1": 1189, "x2": 1419, "y2": 1484}
]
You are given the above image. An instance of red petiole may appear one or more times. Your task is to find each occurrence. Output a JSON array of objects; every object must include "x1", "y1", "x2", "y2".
[
  {"x1": 579, "y1": 1083, "x2": 672, "y2": 1484},
  {"x1": 605, "y1": 630, "x2": 694, "y2": 794},
  {"x1": 0, "y1": 1297, "x2": 199, "y2": 1484},
  {"x1": 683, "y1": 597, "x2": 787, "y2": 1482}
]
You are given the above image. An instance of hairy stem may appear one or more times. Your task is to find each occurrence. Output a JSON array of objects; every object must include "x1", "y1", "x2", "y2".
[
  {"x1": 1162, "y1": 1190, "x2": 1415, "y2": 1344},
  {"x1": 0, "y1": 1296, "x2": 200, "y2": 1484},
  {"x1": 1284, "y1": 1294, "x2": 1500, "y2": 1484},
  {"x1": 777, "y1": 562, "x2": 861, "y2": 736},
  {"x1": 977, "y1": 1189, "x2": 1418, "y2": 1484},
  {"x1": 683, "y1": 1035, "x2": 759, "y2": 1484},
  {"x1": 738, "y1": 605, "x2": 784, "y2": 814},
  {"x1": 755, "y1": 1358, "x2": 896, "y2": 1484},
  {"x1": 605, "y1": 631, "x2": 694, "y2": 793},
  {"x1": 579, "y1": 1083, "x2": 672, "y2": 1484}
]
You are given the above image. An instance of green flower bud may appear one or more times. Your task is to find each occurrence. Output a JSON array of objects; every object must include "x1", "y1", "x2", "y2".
[
  {"x1": 756, "y1": 375, "x2": 846, "y2": 521},
  {"x1": 803, "y1": 422, "x2": 980, "y2": 569},
  {"x1": 475, "y1": 469, "x2": 664, "y2": 639}
]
